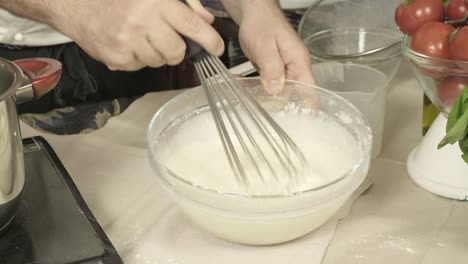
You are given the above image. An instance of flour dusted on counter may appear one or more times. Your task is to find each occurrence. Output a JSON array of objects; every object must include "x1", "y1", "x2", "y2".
[{"x1": 158, "y1": 108, "x2": 361, "y2": 196}]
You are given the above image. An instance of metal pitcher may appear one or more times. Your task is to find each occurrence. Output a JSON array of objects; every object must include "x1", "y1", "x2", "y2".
[{"x1": 0, "y1": 57, "x2": 62, "y2": 232}]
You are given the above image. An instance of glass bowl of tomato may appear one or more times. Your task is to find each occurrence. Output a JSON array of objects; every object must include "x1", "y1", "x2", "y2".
[{"x1": 402, "y1": 33, "x2": 468, "y2": 115}]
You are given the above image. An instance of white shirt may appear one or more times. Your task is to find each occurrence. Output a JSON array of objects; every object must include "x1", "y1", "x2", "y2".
[{"x1": 0, "y1": 9, "x2": 71, "y2": 46}]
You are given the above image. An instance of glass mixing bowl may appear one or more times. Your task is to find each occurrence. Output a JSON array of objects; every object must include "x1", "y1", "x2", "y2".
[
  {"x1": 402, "y1": 35, "x2": 468, "y2": 115},
  {"x1": 147, "y1": 78, "x2": 372, "y2": 245}
]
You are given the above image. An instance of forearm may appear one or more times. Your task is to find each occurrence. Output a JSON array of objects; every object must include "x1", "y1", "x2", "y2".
[
  {"x1": 219, "y1": 0, "x2": 280, "y2": 24},
  {"x1": 0, "y1": 0, "x2": 61, "y2": 25}
]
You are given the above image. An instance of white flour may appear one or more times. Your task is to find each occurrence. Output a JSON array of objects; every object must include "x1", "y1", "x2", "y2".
[{"x1": 159, "y1": 108, "x2": 360, "y2": 196}]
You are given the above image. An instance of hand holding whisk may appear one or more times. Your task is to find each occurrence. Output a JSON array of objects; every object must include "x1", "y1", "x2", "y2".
[{"x1": 184, "y1": 37, "x2": 310, "y2": 193}]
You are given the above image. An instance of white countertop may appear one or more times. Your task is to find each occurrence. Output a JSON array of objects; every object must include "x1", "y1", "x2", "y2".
[{"x1": 21, "y1": 63, "x2": 468, "y2": 263}]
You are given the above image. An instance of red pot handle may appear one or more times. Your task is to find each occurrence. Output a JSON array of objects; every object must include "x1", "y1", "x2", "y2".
[{"x1": 13, "y1": 58, "x2": 62, "y2": 98}]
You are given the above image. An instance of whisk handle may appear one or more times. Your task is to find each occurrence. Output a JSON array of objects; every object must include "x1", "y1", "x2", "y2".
[
  {"x1": 181, "y1": 0, "x2": 209, "y2": 62},
  {"x1": 184, "y1": 37, "x2": 209, "y2": 62}
]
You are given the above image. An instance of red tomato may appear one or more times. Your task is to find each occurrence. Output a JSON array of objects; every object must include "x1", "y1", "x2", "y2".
[
  {"x1": 411, "y1": 22, "x2": 455, "y2": 59},
  {"x1": 451, "y1": 26, "x2": 468, "y2": 61},
  {"x1": 395, "y1": 0, "x2": 445, "y2": 35},
  {"x1": 437, "y1": 77, "x2": 468, "y2": 106},
  {"x1": 410, "y1": 22, "x2": 455, "y2": 78},
  {"x1": 451, "y1": 26, "x2": 468, "y2": 72},
  {"x1": 447, "y1": 0, "x2": 468, "y2": 21}
]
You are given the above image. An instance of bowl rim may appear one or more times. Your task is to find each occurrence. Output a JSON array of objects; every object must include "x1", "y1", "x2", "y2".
[
  {"x1": 147, "y1": 77, "x2": 373, "y2": 200},
  {"x1": 402, "y1": 35, "x2": 468, "y2": 65},
  {"x1": 304, "y1": 27, "x2": 403, "y2": 61}
]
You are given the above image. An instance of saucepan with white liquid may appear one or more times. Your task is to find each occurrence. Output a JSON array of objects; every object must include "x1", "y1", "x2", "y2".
[
  {"x1": 0, "y1": 57, "x2": 62, "y2": 233},
  {"x1": 148, "y1": 77, "x2": 372, "y2": 245}
]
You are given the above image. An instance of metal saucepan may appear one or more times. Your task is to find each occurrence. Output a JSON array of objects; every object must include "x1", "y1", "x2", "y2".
[{"x1": 0, "y1": 57, "x2": 62, "y2": 232}]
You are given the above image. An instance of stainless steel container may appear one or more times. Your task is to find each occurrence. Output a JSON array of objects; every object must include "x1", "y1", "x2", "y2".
[{"x1": 0, "y1": 57, "x2": 62, "y2": 231}]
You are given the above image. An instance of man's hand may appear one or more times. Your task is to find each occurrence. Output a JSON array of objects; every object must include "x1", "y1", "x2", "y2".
[
  {"x1": 0, "y1": 0, "x2": 225, "y2": 71},
  {"x1": 221, "y1": 0, "x2": 315, "y2": 94},
  {"x1": 59, "y1": 0, "x2": 226, "y2": 71},
  {"x1": 1, "y1": 0, "x2": 313, "y2": 90}
]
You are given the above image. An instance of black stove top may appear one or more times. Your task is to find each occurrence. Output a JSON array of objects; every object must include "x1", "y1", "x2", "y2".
[{"x1": 0, "y1": 137, "x2": 122, "y2": 264}]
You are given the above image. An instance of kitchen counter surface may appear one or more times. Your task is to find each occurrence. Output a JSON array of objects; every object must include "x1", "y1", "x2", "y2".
[{"x1": 21, "y1": 63, "x2": 468, "y2": 263}]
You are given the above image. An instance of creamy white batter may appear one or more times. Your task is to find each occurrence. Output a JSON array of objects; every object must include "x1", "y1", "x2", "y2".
[{"x1": 158, "y1": 107, "x2": 361, "y2": 196}]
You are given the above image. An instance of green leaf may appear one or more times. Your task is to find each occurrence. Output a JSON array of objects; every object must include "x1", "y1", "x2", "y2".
[
  {"x1": 463, "y1": 152, "x2": 468, "y2": 164},
  {"x1": 447, "y1": 88, "x2": 468, "y2": 132},
  {"x1": 439, "y1": 87, "x2": 468, "y2": 164},
  {"x1": 460, "y1": 137, "x2": 468, "y2": 155},
  {"x1": 463, "y1": 93, "x2": 468, "y2": 113},
  {"x1": 438, "y1": 109, "x2": 468, "y2": 148}
]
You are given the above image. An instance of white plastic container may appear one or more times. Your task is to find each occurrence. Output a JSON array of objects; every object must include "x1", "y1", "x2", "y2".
[
  {"x1": 408, "y1": 114, "x2": 468, "y2": 200},
  {"x1": 312, "y1": 62, "x2": 388, "y2": 158}
]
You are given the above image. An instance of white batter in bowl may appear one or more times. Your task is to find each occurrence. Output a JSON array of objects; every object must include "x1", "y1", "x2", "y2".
[{"x1": 148, "y1": 78, "x2": 372, "y2": 245}]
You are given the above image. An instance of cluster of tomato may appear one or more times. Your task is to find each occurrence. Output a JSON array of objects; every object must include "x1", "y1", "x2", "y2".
[{"x1": 395, "y1": 0, "x2": 468, "y2": 106}]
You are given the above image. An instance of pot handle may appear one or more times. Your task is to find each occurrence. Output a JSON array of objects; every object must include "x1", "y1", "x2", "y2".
[{"x1": 14, "y1": 58, "x2": 62, "y2": 102}]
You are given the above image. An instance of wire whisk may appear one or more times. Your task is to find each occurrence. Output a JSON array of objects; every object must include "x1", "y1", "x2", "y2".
[{"x1": 186, "y1": 40, "x2": 309, "y2": 192}]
